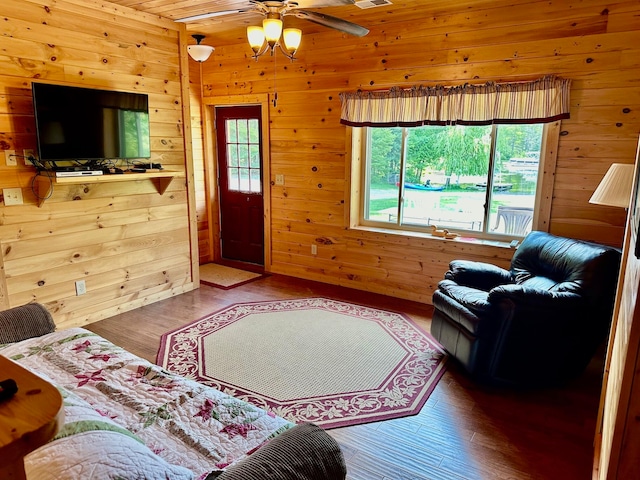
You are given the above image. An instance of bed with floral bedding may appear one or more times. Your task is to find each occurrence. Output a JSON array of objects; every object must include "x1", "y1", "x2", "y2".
[{"x1": 0, "y1": 304, "x2": 346, "y2": 480}]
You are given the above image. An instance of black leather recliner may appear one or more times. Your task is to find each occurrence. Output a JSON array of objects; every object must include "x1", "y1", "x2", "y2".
[{"x1": 430, "y1": 231, "x2": 621, "y2": 386}]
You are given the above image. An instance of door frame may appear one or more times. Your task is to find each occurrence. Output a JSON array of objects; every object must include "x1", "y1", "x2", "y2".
[{"x1": 202, "y1": 94, "x2": 272, "y2": 270}]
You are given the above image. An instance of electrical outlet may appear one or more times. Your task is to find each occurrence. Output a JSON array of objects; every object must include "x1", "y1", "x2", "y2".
[
  {"x1": 3, "y1": 188, "x2": 23, "y2": 206},
  {"x1": 5, "y1": 149, "x2": 16, "y2": 166},
  {"x1": 311, "y1": 244, "x2": 317, "y2": 255},
  {"x1": 75, "y1": 280, "x2": 87, "y2": 296},
  {"x1": 23, "y1": 149, "x2": 34, "y2": 166},
  {"x1": 275, "y1": 174, "x2": 285, "y2": 185}
]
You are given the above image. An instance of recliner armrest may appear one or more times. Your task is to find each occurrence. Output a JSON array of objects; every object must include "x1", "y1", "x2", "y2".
[
  {"x1": 488, "y1": 284, "x2": 582, "y2": 309},
  {"x1": 446, "y1": 260, "x2": 513, "y2": 291}
]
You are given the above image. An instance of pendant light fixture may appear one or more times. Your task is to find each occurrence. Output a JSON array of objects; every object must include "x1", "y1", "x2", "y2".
[
  {"x1": 246, "y1": 14, "x2": 301, "y2": 61},
  {"x1": 188, "y1": 34, "x2": 215, "y2": 62}
]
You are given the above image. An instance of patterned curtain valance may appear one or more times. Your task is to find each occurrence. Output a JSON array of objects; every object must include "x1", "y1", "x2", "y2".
[{"x1": 339, "y1": 76, "x2": 571, "y2": 127}]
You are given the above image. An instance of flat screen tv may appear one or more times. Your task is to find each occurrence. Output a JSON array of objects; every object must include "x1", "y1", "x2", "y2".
[{"x1": 32, "y1": 83, "x2": 151, "y2": 165}]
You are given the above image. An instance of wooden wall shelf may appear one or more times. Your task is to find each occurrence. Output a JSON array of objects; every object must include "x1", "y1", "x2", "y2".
[{"x1": 33, "y1": 171, "x2": 183, "y2": 207}]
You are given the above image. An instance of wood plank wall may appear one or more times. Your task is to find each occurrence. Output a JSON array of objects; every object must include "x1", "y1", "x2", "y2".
[
  {"x1": 595, "y1": 139, "x2": 640, "y2": 479},
  {"x1": 189, "y1": 62, "x2": 210, "y2": 264},
  {"x1": 0, "y1": 0, "x2": 196, "y2": 328},
  {"x1": 198, "y1": 0, "x2": 640, "y2": 304}
]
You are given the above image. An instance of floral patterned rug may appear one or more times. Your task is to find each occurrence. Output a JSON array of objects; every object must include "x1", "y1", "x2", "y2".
[{"x1": 157, "y1": 298, "x2": 447, "y2": 429}]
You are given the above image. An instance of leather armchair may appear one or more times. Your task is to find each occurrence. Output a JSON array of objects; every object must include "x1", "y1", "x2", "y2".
[{"x1": 430, "y1": 231, "x2": 621, "y2": 386}]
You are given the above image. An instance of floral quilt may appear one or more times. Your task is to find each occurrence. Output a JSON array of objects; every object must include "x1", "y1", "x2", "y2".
[{"x1": 0, "y1": 327, "x2": 293, "y2": 478}]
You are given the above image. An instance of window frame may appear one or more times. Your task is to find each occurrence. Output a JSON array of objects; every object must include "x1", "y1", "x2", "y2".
[{"x1": 348, "y1": 121, "x2": 561, "y2": 242}]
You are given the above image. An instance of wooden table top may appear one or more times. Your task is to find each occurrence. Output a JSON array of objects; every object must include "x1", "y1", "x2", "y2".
[{"x1": 0, "y1": 356, "x2": 64, "y2": 479}]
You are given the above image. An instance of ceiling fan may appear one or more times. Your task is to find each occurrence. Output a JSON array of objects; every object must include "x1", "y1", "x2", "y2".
[{"x1": 175, "y1": 0, "x2": 369, "y2": 37}]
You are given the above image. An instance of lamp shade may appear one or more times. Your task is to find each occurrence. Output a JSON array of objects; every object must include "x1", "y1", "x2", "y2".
[
  {"x1": 283, "y1": 28, "x2": 302, "y2": 54},
  {"x1": 589, "y1": 163, "x2": 635, "y2": 208},
  {"x1": 247, "y1": 26, "x2": 266, "y2": 52},
  {"x1": 263, "y1": 18, "x2": 283, "y2": 44},
  {"x1": 188, "y1": 44, "x2": 215, "y2": 62}
]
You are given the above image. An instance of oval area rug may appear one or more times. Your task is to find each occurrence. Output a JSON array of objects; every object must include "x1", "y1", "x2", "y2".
[{"x1": 157, "y1": 297, "x2": 447, "y2": 429}]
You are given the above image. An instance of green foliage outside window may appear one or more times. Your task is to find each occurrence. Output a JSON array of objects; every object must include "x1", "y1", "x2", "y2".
[{"x1": 363, "y1": 123, "x2": 545, "y2": 238}]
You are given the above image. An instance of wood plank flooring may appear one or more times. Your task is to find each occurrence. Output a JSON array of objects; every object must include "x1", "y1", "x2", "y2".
[{"x1": 86, "y1": 273, "x2": 602, "y2": 480}]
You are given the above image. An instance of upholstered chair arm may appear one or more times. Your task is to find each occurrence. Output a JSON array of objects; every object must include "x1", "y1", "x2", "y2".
[
  {"x1": 214, "y1": 423, "x2": 347, "y2": 479},
  {"x1": 484, "y1": 284, "x2": 597, "y2": 385},
  {"x1": 488, "y1": 284, "x2": 583, "y2": 310},
  {"x1": 0, "y1": 303, "x2": 55, "y2": 344},
  {"x1": 445, "y1": 260, "x2": 513, "y2": 291}
]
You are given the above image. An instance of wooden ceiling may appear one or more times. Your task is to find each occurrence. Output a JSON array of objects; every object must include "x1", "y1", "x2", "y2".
[{"x1": 106, "y1": 0, "x2": 463, "y2": 47}]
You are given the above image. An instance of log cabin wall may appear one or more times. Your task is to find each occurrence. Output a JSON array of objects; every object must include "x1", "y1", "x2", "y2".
[
  {"x1": 594, "y1": 140, "x2": 640, "y2": 479},
  {"x1": 0, "y1": 0, "x2": 197, "y2": 328},
  {"x1": 189, "y1": 62, "x2": 210, "y2": 265},
  {"x1": 199, "y1": 0, "x2": 640, "y2": 304}
]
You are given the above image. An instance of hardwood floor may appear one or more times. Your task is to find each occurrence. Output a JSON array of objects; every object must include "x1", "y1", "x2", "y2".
[{"x1": 86, "y1": 274, "x2": 602, "y2": 480}]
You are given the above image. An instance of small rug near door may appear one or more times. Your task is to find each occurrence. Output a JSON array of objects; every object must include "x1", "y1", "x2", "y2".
[
  {"x1": 157, "y1": 297, "x2": 447, "y2": 429},
  {"x1": 199, "y1": 263, "x2": 263, "y2": 289}
]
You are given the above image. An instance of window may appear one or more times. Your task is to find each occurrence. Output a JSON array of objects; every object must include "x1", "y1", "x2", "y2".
[
  {"x1": 359, "y1": 123, "x2": 550, "y2": 239},
  {"x1": 226, "y1": 118, "x2": 261, "y2": 193}
]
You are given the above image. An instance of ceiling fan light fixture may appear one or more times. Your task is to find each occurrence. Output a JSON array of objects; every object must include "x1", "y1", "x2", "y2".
[
  {"x1": 247, "y1": 25, "x2": 266, "y2": 53},
  {"x1": 247, "y1": 14, "x2": 301, "y2": 61},
  {"x1": 283, "y1": 28, "x2": 302, "y2": 55},
  {"x1": 263, "y1": 17, "x2": 283, "y2": 46},
  {"x1": 187, "y1": 34, "x2": 214, "y2": 62}
]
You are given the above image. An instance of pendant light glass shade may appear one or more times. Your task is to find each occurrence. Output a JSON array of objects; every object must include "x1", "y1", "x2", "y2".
[
  {"x1": 188, "y1": 45, "x2": 215, "y2": 62},
  {"x1": 263, "y1": 18, "x2": 283, "y2": 46},
  {"x1": 246, "y1": 15, "x2": 302, "y2": 61},
  {"x1": 283, "y1": 28, "x2": 302, "y2": 54},
  {"x1": 187, "y1": 34, "x2": 214, "y2": 62},
  {"x1": 247, "y1": 26, "x2": 266, "y2": 52}
]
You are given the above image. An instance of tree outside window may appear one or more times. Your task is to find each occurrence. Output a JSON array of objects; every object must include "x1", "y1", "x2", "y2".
[{"x1": 363, "y1": 123, "x2": 545, "y2": 238}]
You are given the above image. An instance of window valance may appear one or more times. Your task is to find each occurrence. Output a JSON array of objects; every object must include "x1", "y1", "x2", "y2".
[{"x1": 339, "y1": 75, "x2": 571, "y2": 127}]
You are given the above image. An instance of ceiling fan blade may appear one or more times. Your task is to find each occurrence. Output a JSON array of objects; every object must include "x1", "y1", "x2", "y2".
[
  {"x1": 293, "y1": 9, "x2": 369, "y2": 37},
  {"x1": 175, "y1": 9, "x2": 250, "y2": 23},
  {"x1": 287, "y1": 0, "x2": 355, "y2": 7}
]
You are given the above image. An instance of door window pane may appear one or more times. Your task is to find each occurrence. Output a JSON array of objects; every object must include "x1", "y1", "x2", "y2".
[
  {"x1": 225, "y1": 118, "x2": 261, "y2": 193},
  {"x1": 227, "y1": 144, "x2": 238, "y2": 167},
  {"x1": 239, "y1": 144, "x2": 249, "y2": 167},
  {"x1": 226, "y1": 119, "x2": 237, "y2": 143},
  {"x1": 228, "y1": 167, "x2": 239, "y2": 190},
  {"x1": 237, "y1": 119, "x2": 248, "y2": 143},
  {"x1": 248, "y1": 119, "x2": 259, "y2": 143},
  {"x1": 250, "y1": 145, "x2": 260, "y2": 168},
  {"x1": 250, "y1": 168, "x2": 261, "y2": 193},
  {"x1": 239, "y1": 167, "x2": 250, "y2": 190}
]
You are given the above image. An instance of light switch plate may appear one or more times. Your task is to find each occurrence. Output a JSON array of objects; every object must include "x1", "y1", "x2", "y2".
[
  {"x1": 75, "y1": 280, "x2": 87, "y2": 296},
  {"x1": 275, "y1": 174, "x2": 285, "y2": 185},
  {"x1": 3, "y1": 188, "x2": 23, "y2": 206}
]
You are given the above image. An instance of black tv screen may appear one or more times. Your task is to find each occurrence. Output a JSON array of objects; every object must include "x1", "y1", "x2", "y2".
[{"x1": 32, "y1": 83, "x2": 151, "y2": 163}]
